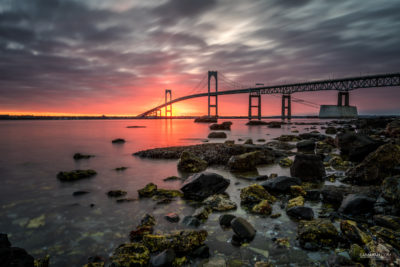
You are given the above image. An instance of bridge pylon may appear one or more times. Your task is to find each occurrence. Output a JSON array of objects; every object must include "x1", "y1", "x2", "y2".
[
  {"x1": 337, "y1": 91, "x2": 350, "y2": 106},
  {"x1": 165, "y1": 89, "x2": 172, "y2": 118},
  {"x1": 281, "y1": 94, "x2": 291, "y2": 120},
  {"x1": 248, "y1": 91, "x2": 261, "y2": 120},
  {"x1": 208, "y1": 71, "x2": 218, "y2": 118}
]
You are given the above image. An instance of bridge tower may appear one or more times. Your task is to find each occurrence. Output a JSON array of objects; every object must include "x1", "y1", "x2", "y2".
[
  {"x1": 248, "y1": 91, "x2": 261, "y2": 120},
  {"x1": 208, "y1": 71, "x2": 218, "y2": 117},
  {"x1": 165, "y1": 89, "x2": 172, "y2": 118},
  {"x1": 337, "y1": 91, "x2": 350, "y2": 106},
  {"x1": 281, "y1": 94, "x2": 291, "y2": 120}
]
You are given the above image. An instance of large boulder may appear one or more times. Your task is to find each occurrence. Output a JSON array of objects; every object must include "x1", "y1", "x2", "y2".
[
  {"x1": 210, "y1": 121, "x2": 232, "y2": 130},
  {"x1": 338, "y1": 194, "x2": 376, "y2": 216},
  {"x1": 386, "y1": 120, "x2": 400, "y2": 137},
  {"x1": 0, "y1": 234, "x2": 34, "y2": 267},
  {"x1": 335, "y1": 132, "x2": 383, "y2": 162},
  {"x1": 290, "y1": 154, "x2": 326, "y2": 182},
  {"x1": 346, "y1": 144, "x2": 400, "y2": 185},
  {"x1": 340, "y1": 220, "x2": 372, "y2": 245},
  {"x1": 381, "y1": 176, "x2": 400, "y2": 207},
  {"x1": 227, "y1": 151, "x2": 266, "y2": 172},
  {"x1": 297, "y1": 219, "x2": 339, "y2": 250},
  {"x1": 231, "y1": 217, "x2": 256, "y2": 241},
  {"x1": 261, "y1": 176, "x2": 301, "y2": 193},
  {"x1": 321, "y1": 185, "x2": 352, "y2": 205},
  {"x1": 177, "y1": 151, "x2": 208, "y2": 173},
  {"x1": 287, "y1": 206, "x2": 314, "y2": 220},
  {"x1": 180, "y1": 172, "x2": 230, "y2": 200},
  {"x1": 296, "y1": 140, "x2": 316, "y2": 154}
]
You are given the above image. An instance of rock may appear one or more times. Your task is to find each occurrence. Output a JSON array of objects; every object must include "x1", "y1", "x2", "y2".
[
  {"x1": 278, "y1": 157, "x2": 293, "y2": 167},
  {"x1": 27, "y1": 214, "x2": 45, "y2": 228},
  {"x1": 193, "y1": 206, "x2": 212, "y2": 221},
  {"x1": 373, "y1": 215, "x2": 400, "y2": 231},
  {"x1": 35, "y1": 255, "x2": 50, "y2": 267},
  {"x1": 114, "y1": 167, "x2": 128, "y2": 171},
  {"x1": 224, "y1": 140, "x2": 235, "y2": 145},
  {"x1": 321, "y1": 185, "x2": 352, "y2": 205},
  {"x1": 165, "y1": 213, "x2": 180, "y2": 223},
  {"x1": 340, "y1": 220, "x2": 372, "y2": 245},
  {"x1": 297, "y1": 219, "x2": 339, "y2": 250},
  {"x1": 325, "y1": 254, "x2": 357, "y2": 267},
  {"x1": 231, "y1": 217, "x2": 256, "y2": 241},
  {"x1": 365, "y1": 239, "x2": 400, "y2": 266},
  {"x1": 194, "y1": 116, "x2": 217, "y2": 123},
  {"x1": 203, "y1": 255, "x2": 227, "y2": 267},
  {"x1": 72, "y1": 190, "x2": 89, "y2": 196},
  {"x1": 329, "y1": 156, "x2": 352, "y2": 171},
  {"x1": 251, "y1": 200, "x2": 272, "y2": 215},
  {"x1": 138, "y1": 183, "x2": 157, "y2": 197},
  {"x1": 116, "y1": 198, "x2": 137, "y2": 203},
  {"x1": 346, "y1": 144, "x2": 400, "y2": 185},
  {"x1": 246, "y1": 120, "x2": 268, "y2": 125},
  {"x1": 112, "y1": 138, "x2": 125, "y2": 144},
  {"x1": 150, "y1": 249, "x2": 175, "y2": 267},
  {"x1": 369, "y1": 225, "x2": 400, "y2": 250},
  {"x1": 163, "y1": 176, "x2": 181, "y2": 182},
  {"x1": 287, "y1": 196, "x2": 304, "y2": 209},
  {"x1": 191, "y1": 245, "x2": 210, "y2": 258},
  {"x1": 219, "y1": 214, "x2": 236, "y2": 227},
  {"x1": 270, "y1": 213, "x2": 281, "y2": 218},
  {"x1": 261, "y1": 176, "x2": 301, "y2": 193},
  {"x1": 296, "y1": 140, "x2": 316, "y2": 153},
  {"x1": 240, "y1": 184, "x2": 276, "y2": 205},
  {"x1": 228, "y1": 151, "x2": 268, "y2": 171},
  {"x1": 381, "y1": 175, "x2": 400, "y2": 206},
  {"x1": 210, "y1": 121, "x2": 232, "y2": 130},
  {"x1": 338, "y1": 194, "x2": 376, "y2": 215},
  {"x1": 177, "y1": 150, "x2": 208, "y2": 173},
  {"x1": 266, "y1": 141, "x2": 296, "y2": 150},
  {"x1": 182, "y1": 216, "x2": 201, "y2": 228},
  {"x1": 180, "y1": 172, "x2": 230, "y2": 200},
  {"x1": 208, "y1": 132, "x2": 227, "y2": 138},
  {"x1": 57, "y1": 169, "x2": 96, "y2": 181},
  {"x1": 275, "y1": 134, "x2": 300, "y2": 142},
  {"x1": 290, "y1": 154, "x2": 326, "y2": 182},
  {"x1": 287, "y1": 206, "x2": 314, "y2": 220},
  {"x1": 73, "y1": 153, "x2": 94, "y2": 160},
  {"x1": 142, "y1": 230, "x2": 208, "y2": 253},
  {"x1": 126, "y1": 125, "x2": 146, "y2": 128},
  {"x1": 154, "y1": 189, "x2": 183, "y2": 199},
  {"x1": 290, "y1": 185, "x2": 307, "y2": 197},
  {"x1": 257, "y1": 139, "x2": 266, "y2": 142},
  {"x1": 254, "y1": 262, "x2": 274, "y2": 267},
  {"x1": 243, "y1": 139, "x2": 253, "y2": 145},
  {"x1": 107, "y1": 190, "x2": 127, "y2": 198},
  {"x1": 203, "y1": 194, "x2": 237, "y2": 211},
  {"x1": 111, "y1": 243, "x2": 150, "y2": 266},
  {"x1": 305, "y1": 189, "x2": 321, "y2": 201},
  {"x1": 316, "y1": 140, "x2": 335, "y2": 153},
  {"x1": 299, "y1": 132, "x2": 323, "y2": 140},
  {"x1": 129, "y1": 214, "x2": 155, "y2": 242},
  {"x1": 325, "y1": 127, "x2": 337, "y2": 135},
  {"x1": 335, "y1": 132, "x2": 383, "y2": 162},
  {"x1": 268, "y1": 121, "x2": 282, "y2": 128},
  {"x1": 0, "y1": 246, "x2": 35, "y2": 267},
  {"x1": 0, "y1": 233, "x2": 11, "y2": 248},
  {"x1": 385, "y1": 119, "x2": 400, "y2": 137},
  {"x1": 349, "y1": 243, "x2": 365, "y2": 262}
]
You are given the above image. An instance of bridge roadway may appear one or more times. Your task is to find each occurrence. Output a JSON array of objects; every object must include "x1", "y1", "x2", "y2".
[{"x1": 138, "y1": 72, "x2": 400, "y2": 117}]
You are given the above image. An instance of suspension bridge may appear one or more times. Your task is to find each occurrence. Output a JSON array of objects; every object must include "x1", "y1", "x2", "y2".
[{"x1": 138, "y1": 71, "x2": 400, "y2": 119}]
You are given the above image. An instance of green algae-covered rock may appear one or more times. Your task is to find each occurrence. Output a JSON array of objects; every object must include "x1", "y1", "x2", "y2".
[
  {"x1": 73, "y1": 153, "x2": 94, "y2": 160},
  {"x1": 155, "y1": 189, "x2": 183, "y2": 199},
  {"x1": 240, "y1": 184, "x2": 276, "y2": 205},
  {"x1": 110, "y1": 243, "x2": 150, "y2": 267},
  {"x1": 142, "y1": 230, "x2": 207, "y2": 253},
  {"x1": 34, "y1": 255, "x2": 50, "y2": 267},
  {"x1": 369, "y1": 225, "x2": 400, "y2": 250},
  {"x1": 107, "y1": 190, "x2": 127, "y2": 198},
  {"x1": 193, "y1": 206, "x2": 212, "y2": 222},
  {"x1": 202, "y1": 194, "x2": 237, "y2": 211},
  {"x1": 129, "y1": 214, "x2": 155, "y2": 242},
  {"x1": 349, "y1": 243, "x2": 365, "y2": 263},
  {"x1": 57, "y1": 169, "x2": 96, "y2": 181},
  {"x1": 287, "y1": 196, "x2": 304, "y2": 209},
  {"x1": 346, "y1": 143, "x2": 400, "y2": 185},
  {"x1": 279, "y1": 158, "x2": 293, "y2": 167},
  {"x1": 381, "y1": 176, "x2": 400, "y2": 207},
  {"x1": 297, "y1": 219, "x2": 339, "y2": 250},
  {"x1": 251, "y1": 200, "x2": 272, "y2": 215},
  {"x1": 373, "y1": 214, "x2": 400, "y2": 231},
  {"x1": 340, "y1": 220, "x2": 372, "y2": 245},
  {"x1": 329, "y1": 156, "x2": 352, "y2": 171},
  {"x1": 177, "y1": 151, "x2": 208, "y2": 173},
  {"x1": 138, "y1": 183, "x2": 157, "y2": 198},
  {"x1": 228, "y1": 151, "x2": 265, "y2": 172}
]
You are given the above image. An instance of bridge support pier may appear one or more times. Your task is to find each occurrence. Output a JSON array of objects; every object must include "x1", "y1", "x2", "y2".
[
  {"x1": 337, "y1": 91, "x2": 349, "y2": 106},
  {"x1": 165, "y1": 89, "x2": 172, "y2": 118},
  {"x1": 248, "y1": 92, "x2": 261, "y2": 120},
  {"x1": 281, "y1": 94, "x2": 291, "y2": 120},
  {"x1": 208, "y1": 71, "x2": 218, "y2": 117}
]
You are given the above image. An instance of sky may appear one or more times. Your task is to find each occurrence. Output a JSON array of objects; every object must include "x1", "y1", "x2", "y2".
[{"x1": 1, "y1": 0, "x2": 400, "y2": 116}]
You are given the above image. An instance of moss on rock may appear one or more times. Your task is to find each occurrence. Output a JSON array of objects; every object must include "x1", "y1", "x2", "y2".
[
  {"x1": 57, "y1": 169, "x2": 96, "y2": 181},
  {"x1": 287, "y1": 196, "x2": 304, "y2": 209},
  {"x1": 251, "y1": 200, "x2": 272, "y2": 215},
  {"x1": 240, "y1": 184, "x2": 276, "y2": 205},
  {"x1": 297, "y1": 219, "x2": 339, "y2": 250},
  {"x1": 110, "y1": 243, "x2": 150, "y2": 267},
  {"x1": 177, "y1": 151, "x2": 208, "y2": 173},
  {"x1": 138, "y1": 183, "x2": 158, "y2": 198}
]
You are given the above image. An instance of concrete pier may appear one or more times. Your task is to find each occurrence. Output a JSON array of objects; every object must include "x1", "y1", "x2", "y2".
[{"x1": 319, "y1": 105, "x2": 358, "y2": 118}]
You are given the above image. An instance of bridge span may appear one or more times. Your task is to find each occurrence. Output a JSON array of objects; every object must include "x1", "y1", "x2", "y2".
[{"x1": 138, "y1": 71, "x2": 400, "y2": 119}]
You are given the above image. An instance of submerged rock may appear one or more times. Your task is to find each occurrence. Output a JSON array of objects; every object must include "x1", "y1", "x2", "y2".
[
  {"x1": 57, "y1": 169, "x2": 96, "y2": 181},
  {"x1": 112, "y1": 138, "x2": 125, "y2": 144},
  {"x1": 114, "y1": 167, "x2": 128, "y2": 171},
  {"x1": 290, "y1": 154, "x2": 325, "y2": 182},
  {"x1": 346, "y1": 143, "x2": 400, "y2": 185},
  {"x1": 240, "y1": 184, "x2": 276, "y2": 205},
  {"x1": 165, "y1": 213, "x2": 180, "y2": 223},
  {"x1": 231, "y1": 217, "x2": 256, "y2": 241},
  {"x1": 194, "y1": 116, "x2": 217, "y2": 123},
  {"x1": 287, "y1": 206, "x2": 314, "y2": 220},
  {"x1": 381, "y1": 175, "x2": 400, "y2": 207},
  {"x1": 297, "y1": 219, "x2": 339, "y2": 250},
  {"x1": 180, "y1": 172, "x2": 230, "y2": 200},
  {"x1": 246, "y1": 120, "x2": 268, "y2": 125},
  {"x1": 208, "y1": 132, "x2": 227, "y2": 138},
  {"x1": 261, "y1": 176, "x2": 301, "y2": 193},
  {"x1": 203, "y1": 194, "x2": 237, "y2": 211},
  {"x1": 177, "y1": 150, "x2": 208, "y2": 173},
  {"x1": 209, "y1": 121, "x2": 232, "y2": 130},
  {"x1": 193, "y1": 206, "x2": 212, "y2": 222},
  {"x1": 73, "y1": 190, "x2": 89, "y2": 196},
  {"x1": 182, "y1": 216, "x2": 201, "y2": 228},
  {"x1": 275, "y1": 134, "x2": 300, "y2": 142},
  {"x1": 107, "y1": 190, "x2": 127, "y2": 198},
  {"x1": 325, "y1": 127, "x2": 337, "y2": 135},
  {"x1": 268, "y1": 121, "x2": 282, "y2": 128},
  {"x1": 338, "y1": 194, "x2": 376, "y2": 215},
  {"x1": 228, "y1": 151, "x2": 271, "y2": 171},
  {"x1": 111, "y1": 243, "x2": 150, "y2": 267},
  {"x1": 73, "y1": 153, "x2": 94, "y2": 160},
  {"x1": 138, "y1": 183, "x2": 157, "y2": 198}
]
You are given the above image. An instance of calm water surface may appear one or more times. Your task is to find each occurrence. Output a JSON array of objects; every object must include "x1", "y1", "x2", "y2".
[{"x1": 0, "y1": 119, "x2": 338, "y2": 266}]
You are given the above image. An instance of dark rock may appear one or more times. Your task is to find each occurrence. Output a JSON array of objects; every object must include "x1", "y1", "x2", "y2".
[
  {"x1": 381, "y1": 176, "x2": 400, "y2": 207},
  {"x1": 385, "y1": 119, "x2": 400, "y2": 137},
  {"x1": 0, "y1": 233, "x2": 11, "y2": 248},
  {"x1": 202, "y1": 194, "x2": 237, "y2": 211},
  {"x1": 325, "y1": 254, "x2": 357, "y2": 267},
  {"x1": 298, "y1": 219, "x2": 339, "y2": 250},
  {"x1": 338, "y1": 194, "x2": 376, "y2": 215},
  {"x1": 114, "y1": 167, "x2": 128, "y2": 171},
  {"x1": 369, "y1": 226, "x2": 400, "y2": 250},
  {"x1": 165, "y1": 213, "x2": 180, "y2": 223},
  {"x1": 180, "y1": 172, "x2": 230, "y2": 200},
  {"x1": 321, "y1": 186, "x2": 351, "y2": 205},
  {"x1": 150, "y1": 249, "x2": 175, "y2": 267},
  {"x1": 231, "y1": 234, "x2": 243, "y2": 246},
  {"x1": 177, "y1": 150, "x2": 208, "y2": 173},
  {"x1": 0, "y1": 247, "x2": 35, "y2": 267},
  {"x1": 182, "y1": 216, "x2": 201, "y2": 228},
  {"x1": 290, "y1": 154, "x2": 326, "y2": 182},
  {"x1": 261, "y1": 176, "x2": 301, "y2": 193},
  {"x1": 266, "y1": 141, "x2": 296, "y2": 150},
  {"x1": 112, "y1": 138, "x2": 125, "y2": 144},
  {"x1": 219, "y1": 214, "x2": 236, "y2": 227},
  {"x1": 228, "y1": 151, "x2": 270, "y2": 172},
  {"x1": 246, "y1": 120, "x2": 268, "y2": 125},
  {"x1": 210, "y1": 121, "x2": 232, "y2": 130},
  {"x1": 107, "y1": 190, "x2": 127, "y2": 198},
  {"x1": 274, "y1": 134, "x2": 300, "y2": 142},
  {"x1": 191, "y1": 245, "x2": 210, "y2": 258},
  {"x1": 299, "y1": 132, "x2": 323, "y2": 140},
  {"x1": 325, "y1": 127, "x2": 337, "y2": 135},
  {"x1": 346, "y1": 144, "x2": 400, "y2": 185},
  {"x1": 208, "y1": 132, "x2": 227, "y2": 138},
  {"x1": 73, "y1": 153, "x2": 94, "y2": 160},
  {"x1": 57, "y1": 169, "x2": 97, "y2": 181},
  {"x1": 163, "y1": 176, "x2": 181, "y2": 182},
  {"x1": 373, "y1": 215, "x2": 400, "y2": 231},
  {"x1": 296, "y1": 140, "x2": 315, "y2": 153},
  {"x1": 194, "y1": 116, "x2": 217, "y2": 123},
  {"x1": 72, "y1": 190, "x2": 89, "y2": 196},
  {"x1": 111, "y1": 243, "x2": 150, "y2": 266},
  {"x1": 116, "y1": 198, "x2": 137, "y2": 203},
  {"x1": 335, "y1": 132, "x2": 383, "y2": 162},
  {"x1": 340, "y1": 220, "x2": 372, "y2": 245},
  {"x1": 193, "y1": 206, "x2": 212, "y2": 221},
  {"x1": 126, "y1": 125, "x2": 146, "y2": 128},
  {"x1": 268, "y1": 121, "x2": 282, "y2": 128},
  {"x1": 305, "y1": 190, "x2": 321, "y2": 201},
  {"x1": 287, "y1": 206, "x2": 314, "y2": 220},
  {"x1": 138, "y1": 183, "x2": 157, "y2": 197},
  {"x1": 231, "y1": 217, "x2": 256, "y2": 241},
  {"x1": 244, "y1": 139, "x2": 253, "y2": 145}
]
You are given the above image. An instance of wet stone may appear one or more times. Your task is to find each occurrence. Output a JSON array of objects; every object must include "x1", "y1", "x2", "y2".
[
  {"x1": 165, "y1": 213, "x2": 180, "y2": 223},
  {"x1": 180, "y1": 172, "x2": 230, "y2": 201},
  {"x1": 182, "y1": 216, "x2": 201, "y2": 228},
  {"x1": 73, "y1": 153, "x2": 94, "y2": 160},
  {"x1": 57, "y1": 169, "x2": 97, "y2": 182},
  {"x1": 231, "y1": 217, "x2": 256, "y2": 241},
  {"x1": 177, "y1": 150, "x2": 208, "y2": 173},
  {"x1": 107, "y1": 190, "x2": 127, "y2": 198},
  {"x1": 150, "y1": 249, "x2": 175, "y2": 267},
  {"x1": 219, "y1": 214, "x2": 236, "y2": 227},
  {"x1": 208, "y1": 132, "x2": 227, "y2": 138},
  {"x1": 338, "y1": 194, "x2": 376, "y2": 216},
  {"x1": 261, "y1": 176, "x2": 301, "y2": 193},
  {"x1": 72, "y1": 190, "x2": 89, "y2": 196},
  {"x1": 112, "y1": 138, "x2": 125, "y2": 144},
  {"x1": 287, "y1": 206, "x2": 314, "y2": 220}
]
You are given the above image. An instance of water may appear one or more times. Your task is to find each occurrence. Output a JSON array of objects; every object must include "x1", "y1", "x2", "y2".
[{"x1": 0, "y1": 119, "x2": 337, "y2": 266}]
